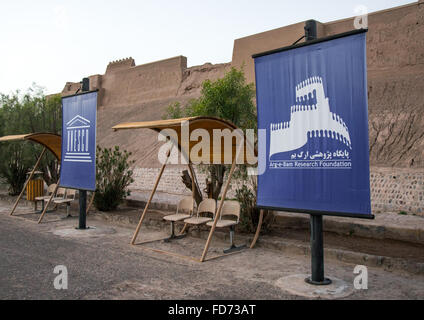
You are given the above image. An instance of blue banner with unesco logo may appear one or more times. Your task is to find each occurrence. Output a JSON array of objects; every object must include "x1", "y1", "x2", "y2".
[
  {"x1": 60, "y1": 91, "x2": 97, "y2": 191},
  {"x1": 254, "y1": 31, "x2": 372, "y2": 217}
]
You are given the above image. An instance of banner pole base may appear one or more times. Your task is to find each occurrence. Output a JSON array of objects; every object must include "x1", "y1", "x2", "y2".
[
  {"x1": 305, "y1": 277, "x2": 332, "y2": 286},
  {"x1": 307, "y1": 214, "x2": 332, "y2": 286},
  {"x1": 78, "y1": 190, "x2": 88, "y2": 230}
]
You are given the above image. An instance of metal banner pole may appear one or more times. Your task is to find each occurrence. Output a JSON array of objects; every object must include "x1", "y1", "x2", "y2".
[
  {"x1": 78, "y1": 190, "x2": 87, "y2": 229},
  {"x1": 302, "y1": 20, "x2": 332, "y2": 286},
  {"x1": 306, "y1": 214, "x2": 331, "y2": 285},
  {"x1": 77, "y1": 77, "x2": 90, "y2": 230}
]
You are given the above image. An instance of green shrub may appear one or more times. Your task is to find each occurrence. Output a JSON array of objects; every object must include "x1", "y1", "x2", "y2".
[
  {"x1": 235, "y1": 181, "x2": 274, "y2": 234},
  {"x1": 94, "y1": 146, "x2": 135, "y2": 212},
  {"x1": 163, "y1": 68, "x2": 257, "y2": 202},
  {"x1": 235, "y1": 185, "x2": 258, "y2": 233},
  {"x1": 0, "y1": 143, "x2": 31, "y2": 196}
]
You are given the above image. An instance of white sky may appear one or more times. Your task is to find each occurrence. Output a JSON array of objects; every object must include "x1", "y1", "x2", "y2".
[{"x1": 0, "y1": 0, "x2": 414, "y2": 95}]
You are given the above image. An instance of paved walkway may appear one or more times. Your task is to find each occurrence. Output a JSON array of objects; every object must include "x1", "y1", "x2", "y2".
[
  {"x1": 1, "y1": 207, "x2": 423, "y2": 300},
  {"x1": 2, "y1": 191, "x2": 424, "y2": 277}
]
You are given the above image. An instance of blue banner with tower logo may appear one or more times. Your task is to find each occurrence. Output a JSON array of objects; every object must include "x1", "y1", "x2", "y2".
[
  {"x1": 254, "y1": 31, "x2": 372, "y2": 217},
  {"x1": 60, "y1": 91, "x2": 97, "y2": 191}
]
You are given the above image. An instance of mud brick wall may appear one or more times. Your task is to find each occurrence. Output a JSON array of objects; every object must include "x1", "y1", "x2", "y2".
[
  {"x1": 60, "y1": 2, "x2": 424, "y2": 215},
  {"x1": 371, "y1": 168, "x2": 424, "y2": 215},
  {"x1": 130, "y1": 167, "x2": 239, "y2": 200},
  {"x1": 232, "y1": 2, "x2": 424, "y2": 169},
  {"x1": 62, "y1": 2, "x2": 424, "y2": 169},
  {"x1": 130, "y1": 166, "x2": 424, "y2": 215}
]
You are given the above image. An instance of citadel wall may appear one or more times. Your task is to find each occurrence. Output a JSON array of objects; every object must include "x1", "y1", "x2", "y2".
[
  {"x1": 231, "y1": 2, "x2": 424, "y2": 170},
  {"x1": 61, "y1": 1, "x2": 424, "y2": 215}
]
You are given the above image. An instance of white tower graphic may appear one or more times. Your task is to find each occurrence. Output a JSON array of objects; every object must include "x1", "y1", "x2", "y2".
[{"x1": 270, "y1": 76, "x2": 352, "y2": 159}]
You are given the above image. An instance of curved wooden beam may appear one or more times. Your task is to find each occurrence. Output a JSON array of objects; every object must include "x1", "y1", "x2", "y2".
[
  {"x1": 250, "y1": 209, "x2": 264, "y2": 249},
  {"x1": 130, "y1": 150, "x2": 171, "y2": 245},
  {"x1": 179, "y1": 163, "x2": 198, "y2": 236},
  {"x1": 86, "y1": 192, "x2": 96, "y2": 215},
  {"x1": 200, "y1": 158, "x2": 237, "y2": 262},
  {"x1": 38, "y1": 179, "x2": 60, "y2": 224},
  {"x1": 10, "y1": 148, "x2": 46, "y2": 216}
]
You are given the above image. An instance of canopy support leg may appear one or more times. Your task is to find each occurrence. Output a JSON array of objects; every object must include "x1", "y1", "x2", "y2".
[
  {"x1": 38, "y1": 179, "x2": 60, "y2": 224},
  {"x1": 200, "y1": 157, "x2": 237, "y2": 262},
  {"x1": 131, "y1": 151, "x2": 170, "y2": 245},
  {"x1": 250, "y1": 209, "x2": 264, "y2": 249},
  {"x1": 10, "y1": 147, "x2": 46, "y2": 216},
  {"x1": 86, "y1": 192, "x2": 96, "y2": 215},
  {"x1": 179, "y1": 223, "x2": 189, "y2": 236},
  {"x1": 179, "y1": 163, "x2": 197, "y2": 236}
]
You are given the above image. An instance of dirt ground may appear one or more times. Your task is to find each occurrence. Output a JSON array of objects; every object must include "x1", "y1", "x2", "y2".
[{"x1": 1, "y1": 199, "x2": 423, "y2": 300}]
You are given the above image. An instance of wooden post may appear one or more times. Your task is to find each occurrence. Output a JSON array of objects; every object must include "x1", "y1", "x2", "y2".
[
  {"x1": 188, "y1": 164, "x2": 196, "y2": 213},
  {"x1": 200, "y1": 157, "x2": 238, "y2": 262},
  {"x1": 86, "y1": 191, "x2": 96, "y2": 215},
  {"x1": 179, "y1": 222, "x2": 189, "y2": 236},
  {"x1": 38, "y1": 179, "x2": 60, "y2": 224},
  {"x1": 131, "y1": 150, "x2": 171, "y2": 245},
  {"x1": 10, "y1": 148, "x2": 46, "y2": 216},
  {"x1": 250, "y1": 209, "x2": 264, "y2": 249},
  {"x1": 179, "y1": 163, "x2": 197, "y2": 236}
]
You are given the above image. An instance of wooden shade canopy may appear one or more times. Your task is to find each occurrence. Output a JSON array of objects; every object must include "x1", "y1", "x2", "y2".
[
  {"x1": 0, "y1": 132, "x2": 96, "y2": 222},
  {"x1": 0, "y1": 133, "x2": 62, "y2": 161},
  {"x1": 112, "y1": 116, "x2": 256, "y2": 165},
  {"x1": 113, "y1": 117, "x2": 263, "y2": 262},
  {"x1": 0, "y1": 133, "x2": 62, "y2": 219}
]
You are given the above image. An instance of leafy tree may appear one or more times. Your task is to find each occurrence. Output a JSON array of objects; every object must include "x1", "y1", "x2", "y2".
[
  {"x1": 0, "y1": 85, "x2": 62, "y2": 193},
  {"x1": 163, "y1": 102, "x2": 185, "y2": 120},
  {"x1": 94, "y1": 146, "x2": 135, "y2": 211},
  {"x1": 163, "y1": 67, "x2": 257, "y2": 198},
  {"x1": 164, "y1": 68, "x2": 270, "y2": 233},
  {"x1": 186, "y1": 69, "x2": 256, "y2": 130},
  {"x1": 165, "y1": 68, "x2": 257, "y2": 130}
]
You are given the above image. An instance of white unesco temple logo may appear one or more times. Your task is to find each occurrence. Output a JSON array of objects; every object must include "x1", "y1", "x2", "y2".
[
  {"x1": 270, "y1": 76, "x2": 352, "y2": 159},
  {"x1": 64, "y1": 115, "x2": 92, "y2": 163}
]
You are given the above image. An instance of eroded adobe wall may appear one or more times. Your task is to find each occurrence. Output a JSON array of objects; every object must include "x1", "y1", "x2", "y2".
[
  {"x1": 62, "y1": 59, "x2": 231, "y2": 169},
  {"x1": 232, "y1": 2, "x2": 424, "y2": 169},
  {"x1": 229, "y1": 2, "x2": 424, "y2": 214},
  {"x1": 231, "y1": 22, "x2": 325, "y2": 86},
  {"x1": 178, "y1": 62, "x2": 231, "y2": 97},
  {"x1": 328, "y1": 2, "x2": 424, "y2": 213},
  {"x1": 325, "y1": 2, "x2": 424, "y2": 169},
  {"x1": 62, "y1": 56, "x2": 188, "y2": 107},
  {"x1": 100, "y1": 56, "x2": 187, "y2": 107},
  {"x1": 60, "y1": 2, "x2": 423, "y2": 214}
]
